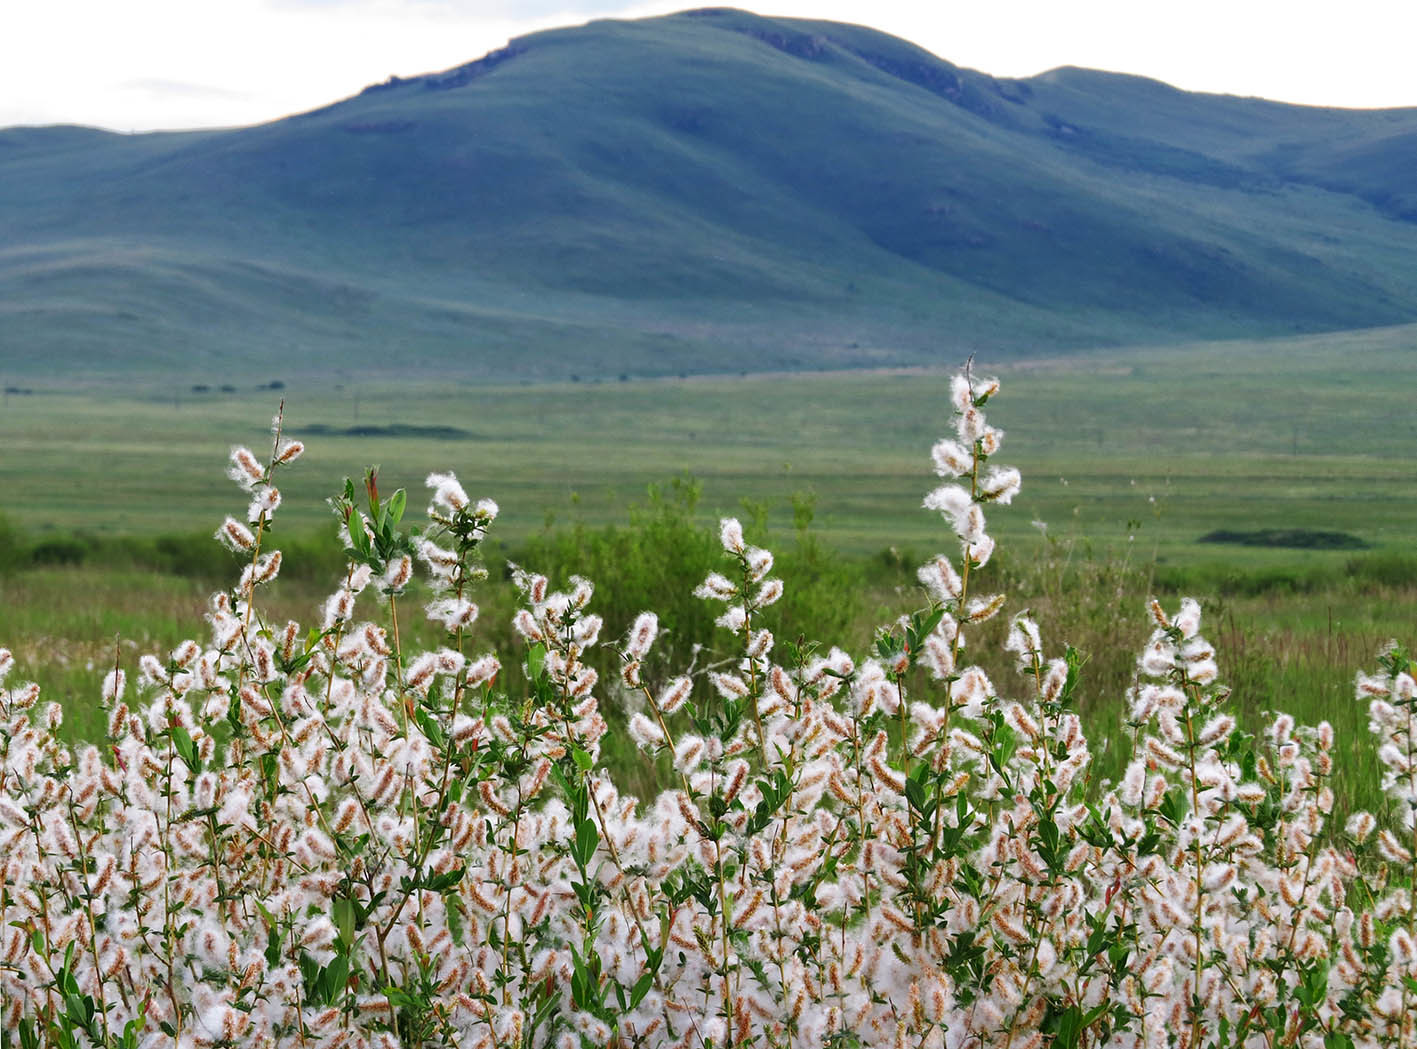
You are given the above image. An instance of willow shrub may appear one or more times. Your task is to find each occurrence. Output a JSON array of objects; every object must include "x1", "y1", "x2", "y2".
[{"x1": 1, "y1": 378, "x2": 1414, "y2": 1049}]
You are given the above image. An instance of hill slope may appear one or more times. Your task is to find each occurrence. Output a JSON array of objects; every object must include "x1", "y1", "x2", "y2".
[{"x1": 3, "y1": 8, "x2": 1417, "y2": 383}]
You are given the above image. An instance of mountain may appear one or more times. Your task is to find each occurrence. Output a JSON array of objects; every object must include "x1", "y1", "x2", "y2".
[{"x1": 3, "y1": 8, "x2": 1417, "y2": 384}]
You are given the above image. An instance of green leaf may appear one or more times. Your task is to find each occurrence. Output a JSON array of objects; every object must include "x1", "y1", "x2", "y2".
[
  {"x1": 348, "y1": 512, "x2": 371, "y2": 557},
  {"x1": 1051, "y1": 1004, "x2": 1083, "y2": 1049},
  {"x1": 425, "y1": 867, "x2": 466, "y2": 893},
  {"x1": 170, "y1": 725, "x2": 199, "y2": 773},
  {"x1": 259, "y1": 752, "x2": 280, "y2": 800},
  {"x1": 388, "y1": 488, "x2": 407, "y2": 525},
  {"x1": 413, "y1": 706, "x2": 445, "y2": 748},
  {"x1": 381, "y1": 986, "x2": 419, "y2": 1011},
  {"x1": 747, "y1": 769, "x2": 794, "y2": 835},
  {"x1": 332, "y1": 896, "x2": 355, "y2": 948},
  {"x1": 175, "y1": 804, "x2": 220, "y2": 825},
  {"x1": 320, "y1": 953, "x2": 348, "y2": 1005},
  {"x1": 988, "y1": 720, "x2": 1017, "y2": 774},
  {"x1": 1036, "y1": 815, "x2": 1061, "y2": 871},
  {"x1": 1107, "y1": 942, "x2": 1129, "y2": 970},
  {"x1": 1082, "y1": 1003, "x2": 1109, "y2": 1028},
  {"x1": 1158, "y1": 786, "x2": 1189, "y2": 826},
  {"x1": 1084, "y1": 919, "x2": 1111, "y2": 959},
  {"x1": 904, "y1": 775, "x2": 929, "y2": 816},
  {"x1": 447, "y1": 899, "x2": 466, "y2": 946},
  {"x1": 568, "y1": 944, "x2": 591, "y2": 1010},
  {"x1": 907, "y1": 607, "x2": 946, "y2": 650},
  {"x1": 120, "y1": 1009, "x2": 146, "y2": 1049},
  {"x1": 526, "y1": 644, "x2": 547, "y2": 683},
  {"x1": 263, "y1": 926, "x2": 283, "y2": 969},
  {"x1": 574, "y1": 819, "x2": 599, "y2": 868},
  {"x1": 299, "y1": 953, "x2": 321, "y2": 995}
]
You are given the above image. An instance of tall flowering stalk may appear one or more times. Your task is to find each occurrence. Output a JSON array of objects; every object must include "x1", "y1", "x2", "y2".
[{"x1": 0, "y1": 376, "x2": 1413, "y2": 1048}]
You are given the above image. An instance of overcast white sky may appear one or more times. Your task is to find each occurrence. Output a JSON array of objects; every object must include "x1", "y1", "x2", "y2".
[{"x1": 4, "y1": 0, "x2": 1415, "y2": 132}]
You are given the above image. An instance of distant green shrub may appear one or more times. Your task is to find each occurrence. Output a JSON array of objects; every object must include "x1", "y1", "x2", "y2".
[
  {"x1": 1198, "y1": 527, "x2": 1368, "y2": 550},
  {"x1": 0, "y1": 513, "x2": 25, "y2": 575},
  {"x1": 27, "y1": 535, "x2": 90, "y2": 566},
  {"x1": 1156, "y1": 560, "x2": 1342, "y2": 597},
  {"x1": 504, "y1": 479, "x2": 875, "y2": 691},
  {"x1": 0, "y1": 520, "x2": 347, "y2": 582},
  {"x1": 1347, "y1": 550, "x2": 1417, "y2": 589}
]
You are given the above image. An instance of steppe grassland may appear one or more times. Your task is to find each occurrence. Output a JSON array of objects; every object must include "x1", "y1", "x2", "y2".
[{"x1": 4, "y1": 325, "x2": 1415, "y2": 554}]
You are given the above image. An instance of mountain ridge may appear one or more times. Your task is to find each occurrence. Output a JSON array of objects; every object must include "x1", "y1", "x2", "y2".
[{"x1": 3, "y1": 7, "x2": 1416, "y2": 384}]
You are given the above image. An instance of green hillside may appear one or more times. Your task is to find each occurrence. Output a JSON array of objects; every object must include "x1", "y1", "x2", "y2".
[{"x1": 3, "y1": 8, "x2": 1417, "y2": 383}]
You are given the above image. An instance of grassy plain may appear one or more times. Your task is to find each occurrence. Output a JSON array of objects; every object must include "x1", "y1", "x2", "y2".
[
  {"x1": 4, "y1": 324, "x2": 1415, "y2": 554},
  {"x1": 2, "y1": 327, "x2": 1414, "y2": 815}
]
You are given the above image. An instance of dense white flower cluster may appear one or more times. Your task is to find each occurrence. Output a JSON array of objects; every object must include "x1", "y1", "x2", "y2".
[{"x1": 0, "y1": 377, "x2": 1413, "y2": 1048}]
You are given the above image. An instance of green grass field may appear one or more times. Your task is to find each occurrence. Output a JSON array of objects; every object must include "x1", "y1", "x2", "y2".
[{"x1": 4, "y1": 324, "x2": 1414, "y2": 558}]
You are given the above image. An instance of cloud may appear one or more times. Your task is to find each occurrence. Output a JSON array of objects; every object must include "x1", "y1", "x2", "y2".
[
  {"x1": 118, "y1": 78, "x2": 251, "y2": 100},
  {"x1": 263, "y1": 0, "x2": 640, "y2": 14},
  {"x1": 6, "y1": 0, "x2": 1412, "y2": 132}
]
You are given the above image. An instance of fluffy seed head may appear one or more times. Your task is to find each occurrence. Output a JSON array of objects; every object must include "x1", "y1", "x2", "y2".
[
  {"x1": 101, "y1": 669, "x2": 126, "y2": 705},
  {"x1": 227, "y1": 446, "x2": 264, "y2": 490},
  {"x1": 719, "y1": 517, "x2": 745, "y2": 554},
  {"x1": 426, "y1": 472, "x2": 469, "y2": 512},
  {"x1": 930, "y1": 439, "x2": 972, "y2": 477},
  {"x1": 216, "y1": 517, "x2": 256, "y2": 552},
  {"x1": 624, "y1": 613, "x2": 659, "y2": 659}
]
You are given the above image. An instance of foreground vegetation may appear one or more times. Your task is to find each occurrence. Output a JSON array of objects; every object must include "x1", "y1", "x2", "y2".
[
  {"x1": 5, "y1": 329, "x2": 1415, "y2": 819},
  {"x1": 3, "y1": 508, "x2": 1413, "y2": 822},
  {"x1": 1, "y1": 372, "x2": 1415, "y2": 1047}
]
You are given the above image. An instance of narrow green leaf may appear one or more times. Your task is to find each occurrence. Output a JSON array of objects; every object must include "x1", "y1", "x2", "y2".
[
  {"x1": 332, "y1": 896, "x2": 355, "y2": 948},
  {"x1": 574, "y1": 819, "x2": 599, "y2": 867},
  {"x1": 526, "y1": 644, "x2": 547, "y2": 683},
  {"x1": 170, "y1": 725, "x2": 198, "y2": 772},
  {"x1": 348, "y1": 513, "x2": 370, "y2": 556},
  {"x1": 630, "y1": 972, "x2": 655, "y2": 1008}
]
